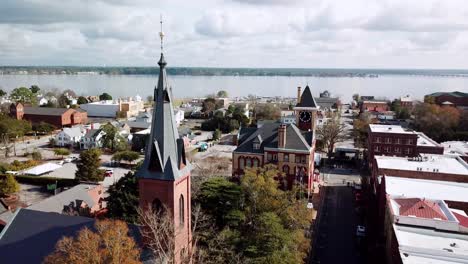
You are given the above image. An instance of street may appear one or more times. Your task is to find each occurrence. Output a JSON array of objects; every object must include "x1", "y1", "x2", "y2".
[{"x1": 311, "y1": 170, "x2": 364, "y2": 264}]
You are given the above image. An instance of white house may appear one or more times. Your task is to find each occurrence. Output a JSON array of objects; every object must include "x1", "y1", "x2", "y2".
[
  {"x1": 55, "y1": 127, "x2": 84, "y2": 147},
  {"x1": 80, "y1": 129, "x2": 105, "y2": 150},
  {"x1": 174, "y1": 109, "x2": 185, "y2": 126}
]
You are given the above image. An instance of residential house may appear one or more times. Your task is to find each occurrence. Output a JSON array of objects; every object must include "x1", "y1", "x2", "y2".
[
  {"x1": 80, "y1": 129, "x2": 105, "y2": 149},
  {"x1": 54, "y1": 127, "x2": 84, "y2": 147}
]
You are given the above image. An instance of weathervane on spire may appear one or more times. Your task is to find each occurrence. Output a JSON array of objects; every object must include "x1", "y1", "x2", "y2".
[{"x1": 159, "y1": 14, "x2": 165, "y2": 52}]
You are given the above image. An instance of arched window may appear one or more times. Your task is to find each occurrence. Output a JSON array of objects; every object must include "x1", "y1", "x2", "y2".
[
  {"x1": 239, "y1": 157, "x2": 245, "y2": 169},
  {"x1": 179, "y1": 195, "x2": 184, "y2": 227},
  {"x1": 246, "y1": 158, "x2": 252, "y2": 167},
  {"x1": 253, "y1": 158, "x2": 259, "y2": 167},
  {"x1": 152, "y1": 199, "x2": 163, "y2": 214},
  {"x1": 282, "y1": 165, "x2": 289, "y2": 174}
]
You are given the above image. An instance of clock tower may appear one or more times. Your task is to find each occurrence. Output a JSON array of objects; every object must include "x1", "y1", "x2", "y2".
[{"x1": 294, "y1": 85, "x2": 319, "y2": 131}]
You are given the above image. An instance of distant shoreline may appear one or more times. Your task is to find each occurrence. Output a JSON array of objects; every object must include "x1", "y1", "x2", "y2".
[{"x1": 1, "y1": 66, "x2": 468, "y2": 78}]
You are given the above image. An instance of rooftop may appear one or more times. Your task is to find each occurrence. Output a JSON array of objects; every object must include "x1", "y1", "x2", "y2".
[
  {"x1": 23, "y1": 106, "x2": 72, "y2": 116},
  {"x1": 376, "y1": 154, "x2": 468, "y2": 175},
  {"x1": 385, "y1": 176, "x2": 468, "y2": 203},
  {"x1": 395, "y1": 224, "x2": 468, "y2": 264},
  {"x1": 28, "y1": 184, "x2": 101, "y2": 214},
  {"x1": 417, "y1": 132, "x2": 441, "y2": 148},
  {"x1": 369, "y1": 124, "x2": 414, "y2": 134},
  {"x1": 392, "y1": 198, "x2": 448, "y2": 220},
  {"x1": 442, "y1": 141, "x2": 468, "y2": 156}
]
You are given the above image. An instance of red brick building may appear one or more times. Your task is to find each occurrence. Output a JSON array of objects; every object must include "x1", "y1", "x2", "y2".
[
  {"x1": 367, "y1": 124, "x2": 443, "y2": 169},
  {"x1": 233, "y1": 85, "x2": 318, "y2": 192},
  {"x1": 10, "y1": 103, "x2": 87, "y2": 127},
  {"x1": 425, "y1": 91, "x2": 468, "y2": 108},
  {"x1": 136, "y1": 52, "x2": 191, "y2": 263},
  {"x1": 360, "y1": 100, "x2": 389, "y2": 113}
]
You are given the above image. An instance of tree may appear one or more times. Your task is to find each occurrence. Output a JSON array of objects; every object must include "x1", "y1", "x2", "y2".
[
  {"x1": 99, "y1": 92, "x2": 113, "y2": 100},
  {"x1": 31, "y1": 149, "x2": 42, "y2": 161},
  {"x1": 0, "y1": 175, "x2": 20, "y2": 196},
  {"x1": 76, "y1": 148, "x2": 103, "y2": 182},
  {"x1": 33, "y1": 122, "x2": 56, "y2": 135},
  {"x1": 0, "y1": 116, "x2": 32, "y2": 157},
  {"x1": 317, "y1": 113, "x2": 348, "y2": 158},
  {"x1": 413, "y1": 103, "x2": 461, "y2": 141},
  {"x1": 112, "y1": 151, "x2": 140, "y2": 166},
  {"x1": 212, "y1": 129, "x2": 221, "y2": 141},
  {"x1": 30, "y1": 85, "x2": 40, "y2": 94},
  {"x1": 77, "y1": 96, "x2": 88, "y2": 105},
  {"x1": 0, "y1": 89, "x2": 6, "y2": 97},
  {"x1": 217, "y1": 90, "x2": 228, "y2": 98},
  {"x1": 102, "y1": 123, "x2": 118, "y2": 151},
  {"x1": 106, "y1": 172, "x2": 139, "y2": 223},
  {"x1": 202, "y1": 98, "x2": 216, "y2": 115},
  {"x1": 255, "y1": 104, "x2": 280, "y2": 121},
  {"x1": 57, "y1": 94, "x2": 70, "y2": 108},
  {"x1": 53, "y1": 148, "x2": 70, "y2": 158},
  {"x1": 44, "y1": 220, "x2": 141, "y2": 264},
  {"x1": 10, "y1": 87, "x2": 35, "y2": 104}
]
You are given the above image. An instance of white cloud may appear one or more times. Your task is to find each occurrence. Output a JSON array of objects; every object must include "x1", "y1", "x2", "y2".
[{"x1": 0, "y1": 0, "x2": 467, "y2": 68}]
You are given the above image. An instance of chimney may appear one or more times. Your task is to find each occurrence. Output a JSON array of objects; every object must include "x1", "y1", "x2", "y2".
[
  {"x1": 278, "y1": 124, "x2": 287, "y2": 148},
  {"x1": 297, "y1": 86, "x2": 302, "y2": 103}
]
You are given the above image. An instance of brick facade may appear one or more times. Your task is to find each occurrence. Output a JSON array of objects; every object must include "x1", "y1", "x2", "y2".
[
  {"x1": 10, "y1": 103, "x2": 88, "y2": 127},
  {"x1": 368, "y1": 130, "x2": 418, "y2": 168}
]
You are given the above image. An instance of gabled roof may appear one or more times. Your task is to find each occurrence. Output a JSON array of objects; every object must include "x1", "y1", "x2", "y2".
[
  {"x1": 394, "y1": 198, "x2": 448, "y2": 220},
  {"x1": 234, "y1": 122, "x2": 312, "y2": 154},
  {"x1": 296, "y1": 86, "x2": 318, "y2": 109},
  {"x1": 28, "y1": 184, "x2": 101, "y2": 214},
  {"x1": 60, "y1": 127, "x2": 83, "y2": 138},
  {"x1": 0, "y1": 209, "x2": 95, "y2": 263},
  {"x1": 136, "y1": 53, "x2": 190, "y2": 181},
  {"x1": 23, "y1": 106, "x2": 72, "y2": 116},
  {"x1": 84, "y1": 129, "x2": 103, "y2": 139}
]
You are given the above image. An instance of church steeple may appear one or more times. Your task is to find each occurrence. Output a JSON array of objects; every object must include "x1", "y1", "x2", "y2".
[{"x1": 136, "y1": 19, "x2": 190, "y2": 181}]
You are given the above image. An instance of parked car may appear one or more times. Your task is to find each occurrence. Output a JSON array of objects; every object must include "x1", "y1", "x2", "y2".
[
  {"x1": 64, "y1": 156, "x2": 77, "y2": 163},
  {"x1": 104, "y1": 169, "x2": 113, "y2": 177}
]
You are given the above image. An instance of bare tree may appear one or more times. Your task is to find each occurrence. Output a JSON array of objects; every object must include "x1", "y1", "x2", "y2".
[
  {"x1": 316, "y1": 113, "x2": 348, "y2": 159},
  {"x1": 138, "y1": 204, "x2": 206, "y2": 264}
]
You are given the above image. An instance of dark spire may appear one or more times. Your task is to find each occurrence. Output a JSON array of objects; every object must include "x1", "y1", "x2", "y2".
[
  {"x1": 136, "y1": 22, "x2": 190, "y2": 181},
  {"x1": 296, "y1": 85, "x2": 318, "y2": 109}
]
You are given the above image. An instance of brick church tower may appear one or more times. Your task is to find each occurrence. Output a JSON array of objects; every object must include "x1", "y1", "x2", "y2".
[{"x1": 136, "y1": 49, "x2": 192, "y2": 262}]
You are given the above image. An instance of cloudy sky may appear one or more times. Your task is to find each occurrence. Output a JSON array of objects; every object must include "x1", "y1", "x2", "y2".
[{"x1": 1, "y1": 0, "x2": 468, "y2": 68}]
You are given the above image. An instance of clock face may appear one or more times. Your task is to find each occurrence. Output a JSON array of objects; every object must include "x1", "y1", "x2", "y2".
[{"x1": 299, "y1": 111, "x2": 311, "y2": 123}]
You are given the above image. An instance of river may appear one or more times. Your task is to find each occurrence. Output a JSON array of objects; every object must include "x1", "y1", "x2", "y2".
[{"x1": 0, "y1": 74, "x2": 467, "y2": 101}]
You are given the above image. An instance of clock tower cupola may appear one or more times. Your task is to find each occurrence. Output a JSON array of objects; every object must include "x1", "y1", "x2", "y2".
[{"x1": 294, "y1": 85, "x2": 319, "y2": 131}]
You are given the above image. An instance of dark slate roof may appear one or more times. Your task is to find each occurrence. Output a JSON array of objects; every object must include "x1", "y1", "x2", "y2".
[
  {"x1": 125, "y1": 121, "x2": 151, "y2": 129},
  {"x1": 84, "y1": 129, "x2": 102, "y2": 139},
  {"x1": 296, "y1": 86, "x2": 318, "y2": 108},
  {"x1": 136, "y1": 53, "x2": 190, "y2": 181},
  {"x1": 0, "y1": 209, "x2": 95, "y2": 263},
  {"x1": 427, "y1": 91, "x2": 468, "y2": 98},
  {"x1": 24, "y1": 106, "x2": 72, "y2": 116},
  {"x1": 234, "y1": 122, "x2": 311, "y2": 154},
  {"x1": 0, "y1": 209, "x2": 143, "y2": 264}
]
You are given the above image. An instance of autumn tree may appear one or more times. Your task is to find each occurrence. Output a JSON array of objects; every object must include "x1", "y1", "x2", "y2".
[
  {"x1": 76, "y1": 148, "x2": 103, "y2": 182},
  {"x1": 44, "y1": 220, "x2": 141, "y2": 264},
  {"x1": 317, "y1": 113, "x2": 348, "y2": 158},
  {"x1": 0, "y1": 174, "x2": 20, "y2": 196},
  {"x1": 413, "y1": 103, "x2": 461, "y2": 141},
  {"x1": 254, "y1": 103, "x2": 280, "y2": 121},
  {"x1": 202, "y1": 98, "x2": 216, "y2": 115}
]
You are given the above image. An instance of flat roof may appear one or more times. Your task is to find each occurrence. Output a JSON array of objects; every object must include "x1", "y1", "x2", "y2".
[
  {"x1": 395, "y1": 224, "x2": 468, "y2": 264},
  {"x1": 369, "y1": 124, "x2": 414, "y2": 134},
  {"x1": 442, "y1": 141, "x2": 468, "y2": 156},
  {"x1": 417, "y1": 133, "x2": 440, "y2": 148},
  {"x1": 376, "y1": 154, "x2": 468, "y2": 175},
  {"x1": 385, "y1": 176, "x2": 468, "y2": 203},
  {"x1": 22, "y1": 163, "x2": 62, "y2": 176}
]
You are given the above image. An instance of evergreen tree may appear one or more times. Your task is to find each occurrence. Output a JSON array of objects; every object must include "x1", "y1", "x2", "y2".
[
  {"x1": 106, "y1": 172, "x2": 139, "y2": 223},
  {"x1": 76, "y1": 148, "x2": 103, "y2": 182},
  {"x1": 0, "y1": 175, "x2": 20, "y2": 196}
]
